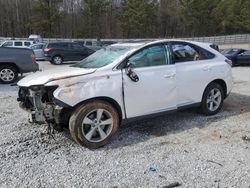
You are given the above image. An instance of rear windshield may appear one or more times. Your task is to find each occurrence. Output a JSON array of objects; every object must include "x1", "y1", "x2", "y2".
[
  {"x1": 222, "y1": 49, "x2": 239, "y2": 55},
  {"x1": 73, "y1": 46, "x2": 130, "y2": 68}
]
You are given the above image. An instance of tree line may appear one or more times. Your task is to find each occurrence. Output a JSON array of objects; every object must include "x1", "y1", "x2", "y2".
[{"x1": 0, "y1": 0, "x2": 250, "y2": 39}]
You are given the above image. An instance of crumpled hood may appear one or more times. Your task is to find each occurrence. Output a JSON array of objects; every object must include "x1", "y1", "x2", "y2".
[{"x1": 18, "y1": 66, "x2": 96, "y2": 87}]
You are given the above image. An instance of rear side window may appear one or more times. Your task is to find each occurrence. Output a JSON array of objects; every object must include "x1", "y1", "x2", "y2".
[
  {"x1": 85, "y1": 41, "x2": 92, "y2": 46},
  {"x1": 24, "y1": 42, "x2": 31, "y2": 46},
  {"x1": 243, "y1": 51, "x2": 250, "y2": 55},
  {"x1": 49, "y1": 43, "x2": 68, "y2": 49},
  {"x1": 14, "y1": 42, "x2": 22, "y2": 46},
  {"x1": 171, "y1": 42, "x2": 215, "y2": 63},
  {"x1": 71, "y1": 43, "x2": 83, "y2": 50}
]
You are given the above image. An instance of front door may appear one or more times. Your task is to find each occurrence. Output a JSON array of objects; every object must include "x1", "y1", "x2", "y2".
[
  {"x1": 237, "y1": 51, "x2": 250, "y2": 65},
  {"x1": 123, "y1": 44, "x2": 177, "y2": 118}
]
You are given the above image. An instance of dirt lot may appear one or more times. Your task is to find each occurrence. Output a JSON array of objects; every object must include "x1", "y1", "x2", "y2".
[{"x1": 0, "y1": 62, "x2": 250, "y2": 188}]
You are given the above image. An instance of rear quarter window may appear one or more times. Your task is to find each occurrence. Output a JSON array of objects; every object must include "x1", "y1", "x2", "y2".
[
  {"x1": 200, "y1": 48, "x2": 215, "y2": 59},
  {"x1": 171, "y1": 42, "x2": 215, "y2": 63},
  {"x1": 24, "y1": 42, "x2": 31, "y2": 46}
]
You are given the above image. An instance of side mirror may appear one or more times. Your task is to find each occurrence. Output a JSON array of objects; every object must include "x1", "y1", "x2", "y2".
[{"x1": 125, "y1": 62, "x2": 139, "y2": 82}]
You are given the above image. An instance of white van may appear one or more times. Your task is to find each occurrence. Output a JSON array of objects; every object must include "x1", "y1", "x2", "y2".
[
  {"x1": 0, "y1": 40, "x2": 34, "y2": 48},
  {"x1": 28, "y1": 34, "x2": 43, "y2": 43}
]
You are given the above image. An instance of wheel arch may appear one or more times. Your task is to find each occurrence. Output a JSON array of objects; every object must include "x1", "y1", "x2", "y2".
[
  {"x1": 73, "y1": 96, "x2": 123, "y2": 124},
  {"x1": 0, "y1": 63, "x2": 20, "y2": 73},
  {"x1": 52, "y1": 54, "x2": 64, "y2": 61},
  {"x1": 205, "y1": 79, "x2": 227, "y2": 99}
]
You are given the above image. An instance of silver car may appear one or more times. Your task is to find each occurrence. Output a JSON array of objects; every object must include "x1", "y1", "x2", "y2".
[{"x1": 30, "y1": 43, "x2": 45, "y2": 60}]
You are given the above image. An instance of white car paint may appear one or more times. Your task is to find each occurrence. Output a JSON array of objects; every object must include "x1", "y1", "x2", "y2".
[
  {"x1": 18, "y1": 66, "x2": 97, "y2": 87},
  {"x1": 18, "y1": 40, "x2": 233, "y2": 120}
]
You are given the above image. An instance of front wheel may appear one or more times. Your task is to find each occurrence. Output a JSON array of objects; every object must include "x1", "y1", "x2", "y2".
[
  {"x1": 69, "y1": 100, "x2": 119, "y2": 149},
  {"x1": 0, "y1": 65, "x2": 18, "y2": 84},
  {"x1": 199, "y1": 83, "x2": 224, "y2": 116}
]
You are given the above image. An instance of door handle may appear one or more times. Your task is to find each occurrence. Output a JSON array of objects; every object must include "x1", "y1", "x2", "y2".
[
  {"x1": 203, "y1": 66, "x2": 211, "y2": 71},
  {"x1": 164, "y1": 73, "x2": 176, "y2": 78}
]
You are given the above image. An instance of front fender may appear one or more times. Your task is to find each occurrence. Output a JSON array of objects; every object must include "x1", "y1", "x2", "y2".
[{"x1": 52, "y1": 71, "x2": 125, "y2": 118}]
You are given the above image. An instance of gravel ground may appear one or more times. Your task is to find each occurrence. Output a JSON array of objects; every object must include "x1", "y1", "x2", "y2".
[{"x1": 0, "y1": 62, "x2": 250, "y2": 188}]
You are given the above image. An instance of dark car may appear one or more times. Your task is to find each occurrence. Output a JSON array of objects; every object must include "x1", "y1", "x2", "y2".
[
  {"x1": 0, "y1": 47, "x2": 38, "y2": 84},
  {"x1": 43, "y1": 42, "x2": 95, "y2": 65},
  {"x1": 101, "y1": 41, "x2": 117, "y2": 47},
  {"x1": 74, "y1": 40, "x2": 103, "y2": 51},
  {"x1": 210, "y1": 44, "x2": 219, "y2": 51},
  {"x1": 221, "y1": 48, "x2": 248, "y2": 66}
]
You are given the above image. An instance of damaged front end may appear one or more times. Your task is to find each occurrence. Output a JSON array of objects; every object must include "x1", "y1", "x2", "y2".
[{"x1": 17, "y1": 86, "x2": 66, "y2": 126}]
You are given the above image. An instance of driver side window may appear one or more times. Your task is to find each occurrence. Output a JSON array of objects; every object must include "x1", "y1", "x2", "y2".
[{"x1": 128, "y1": 45, "x2": 169, "y2": 68}]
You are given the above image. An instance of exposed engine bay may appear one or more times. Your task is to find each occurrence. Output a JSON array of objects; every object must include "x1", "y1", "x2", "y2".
[{"x1": 17, "y1": 86, "x2": 66, "y2": 127}]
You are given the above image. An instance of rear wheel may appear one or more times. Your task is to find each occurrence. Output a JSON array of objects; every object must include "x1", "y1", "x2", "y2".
[
  {"x1": 200, "y1": 83, "x2": 224, "y2": 116},
  {"x1": 69, "y1": 100, "x2": 119, "y2": 149},
  {"x1": 0, "y1": 65, "x2": 18, "y2": 84},
  {"x1": 52, "y1": 56, "x2": 63, "y2": 65}
]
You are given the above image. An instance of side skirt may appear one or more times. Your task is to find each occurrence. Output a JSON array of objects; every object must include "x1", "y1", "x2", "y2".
[{"x1": 122, "y1": 102, "x2": 200, "y2": 125}]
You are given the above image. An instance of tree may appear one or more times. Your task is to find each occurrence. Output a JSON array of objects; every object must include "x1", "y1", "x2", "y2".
[
  {"x1": 213, "y1": 0, "x2": 250, "y2": 34},
  {"x1": 119, "y1": 0, "x2": 158, "y2": 38},
  {"x1": 31, "y1": 0, "x2": 65, "y2": 37},
  {"x1": 79, "y1": 0, "x2": 111, "y2": 38},
  {"x1": 158, "y1": 0, "x2": 184, "y2": 37},
  {"x1": 180, "y1": 0, "x2": 221, "y2": 36}
]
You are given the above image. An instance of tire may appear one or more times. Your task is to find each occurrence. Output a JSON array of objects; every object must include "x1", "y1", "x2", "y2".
[
  {"x1": 199, "y1": 83, "x2": 224, "y2": 116},
  {"x1": 69, "y1": 100, "x2": 119, "y2": 149},
  {"x1": 0, "y1": 65, "x2": 18, "y2": 84},
  {"x1": 52, "y1": 56, "x2": 63, "y2": 65}
]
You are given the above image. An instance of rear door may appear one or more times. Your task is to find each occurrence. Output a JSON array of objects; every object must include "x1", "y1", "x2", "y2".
[
  {"x1": 58, "y1": 43, "x2": 71, "y2": 61},
  {"x1": 171, "y1": 42, "x2": 216, "y2": 106},
  {"x1": 70, "y1": 43, "x2": 89, "y2": 61},
  {"x1": 123, "y1": 43, "x2": 177, "y2": 118}
]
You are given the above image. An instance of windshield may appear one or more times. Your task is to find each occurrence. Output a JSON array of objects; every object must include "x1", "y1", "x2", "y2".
[{"x1": 74, "y1": 46, "x2": 130, "y2": 68}]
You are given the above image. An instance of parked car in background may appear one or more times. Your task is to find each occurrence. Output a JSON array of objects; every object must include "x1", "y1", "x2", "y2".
[
  {"x1": 0, "y1": 47, "x2": 38, "y2": 84},
  {"x1": 210, "y1": 44, "x2": 219, "y2": 51},
  {"x1": 101, "y1": 41, "x2": 117, "y2": 47},
  {"x1": 234, "y1": 50, "x2": 250, "y2": 65},
  {"x1": 221, "y1": 48, "x2": 247, "y2": 66},
  {"x1": 28, "y1": 34, "x2": 43, "y2": 43},
  {"x1": 17, "y1": 40, "x2": 233, "y2": 149},
  {"x1": 43, "y1": 42, "x2": 95, "y2": 64},
  {"x1": 0, "y1": 40, "x2": 34, "y2": 48},
  {"x1": 74, "y1": 40, "x2": 103, "y2": 51},
  {"x1": 30, "y1": 43, "x2": 45, "y2": 60}
]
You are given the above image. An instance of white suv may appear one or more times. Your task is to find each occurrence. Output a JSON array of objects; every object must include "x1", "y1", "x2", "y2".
[{"x1": 17, "y1": 40, "x2": 233, "y2": 149}]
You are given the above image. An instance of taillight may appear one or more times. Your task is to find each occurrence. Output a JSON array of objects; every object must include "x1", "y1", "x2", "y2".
[
  {"x1": 31, "y1": 54, "x2": 36, "y2": 62},
  {"x1": 44, "y1": 48, "x2": 54, "y2": 52},
  {"x1": 225, "y1": 59, "x2": 232, "y2": 67}
]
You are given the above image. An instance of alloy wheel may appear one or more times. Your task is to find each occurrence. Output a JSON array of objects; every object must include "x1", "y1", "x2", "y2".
[
  {"x1": 206, "y1": 88, "x2": 222, "y2": 112},
  {"x1": 0, "y1": 68, "x2": 15, "y2": 82},
  {"x1": 81, "y1": 109, "x2": 113, "y2": 143},
  {"x1": 53, "y1": 56, "x2": 62, "y2": 64}
]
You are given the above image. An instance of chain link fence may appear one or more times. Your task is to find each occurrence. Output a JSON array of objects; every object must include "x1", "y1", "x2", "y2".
[{"x1": 1, "y1": 34, "x2": 250, "y2": 45}]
